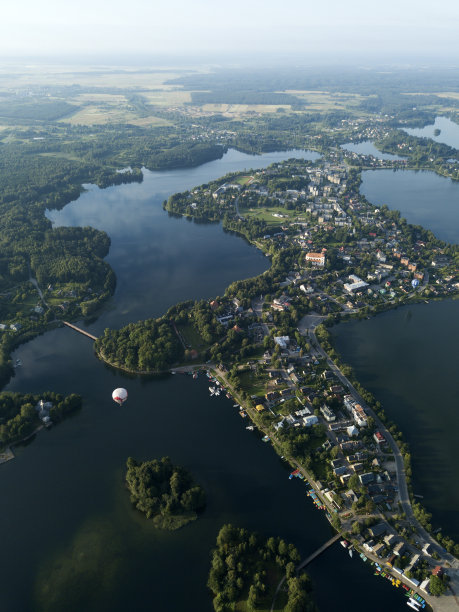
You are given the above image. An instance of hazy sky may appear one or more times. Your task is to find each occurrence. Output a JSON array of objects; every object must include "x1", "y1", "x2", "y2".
[{"x1": 1, "y1": 0, "x2": 459, "y2": 62}]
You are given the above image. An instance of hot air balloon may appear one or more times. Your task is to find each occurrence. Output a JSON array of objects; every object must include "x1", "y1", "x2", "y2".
[{"x1": 112, "y1": 387, "x2": 128, "y2": 405}]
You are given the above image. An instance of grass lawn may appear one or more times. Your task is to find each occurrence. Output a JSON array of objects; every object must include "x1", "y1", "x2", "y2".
[
  {"x1": 239, "y1": 206, "x2": 299, "y2": 226},
  {"x1": 234, "y1": 175, "x2": 254, "y2": 186},
  {"x1": 238, "y1": 370, "x2": 268, "y2": 397},
  {"x1": 176, "y1": 323, "x2": 207, "y2": 349}
]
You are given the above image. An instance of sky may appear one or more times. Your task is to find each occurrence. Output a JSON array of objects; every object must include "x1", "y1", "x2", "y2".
[{"x1": 1, "y1": 0, "x2": 459, "y2": 63}]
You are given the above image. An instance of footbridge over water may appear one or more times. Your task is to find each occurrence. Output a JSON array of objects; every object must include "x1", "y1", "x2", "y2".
[
  {"x1": 62, "y1": 321, "x2": 98, "y2": 341},
  {"x1": 270, "y1": 533, "x2": 341, "y2": 611}
]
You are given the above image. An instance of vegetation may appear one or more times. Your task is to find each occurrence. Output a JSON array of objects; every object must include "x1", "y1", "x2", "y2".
[
  {"x1": 208, "y1": 524, "x2": 317, "y2": 611},
  {"x1": 125, "y1": 456, "x2": 206, "y2": 530},
  {"x1": 0, "y1": 391, "x2": 81, "y2": 446}
]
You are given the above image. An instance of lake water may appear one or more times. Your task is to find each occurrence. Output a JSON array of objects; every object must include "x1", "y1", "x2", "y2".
[
  {"x1": 2, "y1": 148, "x2": 409, "y2": 611},
  {"x1": 341, "y1": 141, "x2": 405, "y2": 161},
  {"x1": 360, "y1": 168, "x2": 459, "y2": 244},
  {"x1": 403, "y1": 116, "x2": 459, "y2": 150}
]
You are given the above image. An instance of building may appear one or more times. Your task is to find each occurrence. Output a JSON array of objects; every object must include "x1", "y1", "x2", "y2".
[
  {"x1": 359, "y1": 472, "x2": 375, "y2": 486},
  {"x1": 344, "y1": 274, "x2": 368, "y2": 293},
  {"x1": 373, "y1": 431, "x2": 385, "y2": 445},
  {"x1": 274, "y1": 336, "x2": 290, "y2": 349},
  {"x1": 303, "y1": 415, "x2": 319, "y2": 427},
  {"x1": 320, "y1": 405, "x2": 336, "y2": 422},
  {"x1": 305, "y1": 252, "x2": 325, "y2": 267}
]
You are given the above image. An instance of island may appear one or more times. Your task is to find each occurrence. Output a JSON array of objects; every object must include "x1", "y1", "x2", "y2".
[
  {"x1": 208, "y1": 524, "x2": 317, "y2": 612},
  {"x1": 125, "y1": 456, "x2": 206, "y2": 530}
]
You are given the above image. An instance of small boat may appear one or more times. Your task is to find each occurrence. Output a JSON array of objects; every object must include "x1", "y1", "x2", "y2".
[
  {"x1": 192, "y1": 372, "x2": 198, "y2": 379},
  {"x1": 262, "y1": 435, "x2": 270, "y2": 442},
  {"x1": 226, "y1": 393, "x2": 231, "y2": 399},
  {"x1": 246, "y1": 425, "x2": 254, "y2": 431},
  {"x1": 340, "y1": 540, "x2": 349, "y2": 548},
  {"x1": 239, "y1": 411, "x2": 247, "y2": 418},
  {"x1": 233, "y1": 404, "x2": 239, "y2": 408},
  {"x1": 348, "y1": 547, "x2": 353, "y2": 558}
]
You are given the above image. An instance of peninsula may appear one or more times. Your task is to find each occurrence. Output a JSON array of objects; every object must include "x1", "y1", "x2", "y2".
[{"x1": 97, "y1": 154, "x2": 459, "y2": 609}]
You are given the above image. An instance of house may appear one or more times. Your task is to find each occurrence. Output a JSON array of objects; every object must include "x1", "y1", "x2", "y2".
[
  {"x1": 303, "y1": 415, "x2": 319, "y2": 427},
  {"x1": 393, "y1": 541, "x2": 405, "y2": 556},
  {"x1": 432, "y1": 566, "x2": 444, "y2": 577},
  {"x1": 422, "y1": 543, "x2": 433, "y2": 555},
  {"x1": 384, "y1": 534, "x2": 397, "y2": 547},
  {"x1": 305, "y1": 252, "x2": 325, "y2": 267},
  {"x1": 344, "y1": 274, "x2": 368, "y2": 293},
  {"x1": 274, "y1": 336, "x2": 290, "y2": 349},
  {"x1": 368, "y1": 523, "x2": 386, "y2": 538},
  {"x1": 420, "y1": 579, "x2": 430, "y2": 594},
  {"x1": 347, "y1": 425, "x2": 359, "y2": 437},
  {"x1": 359, "y1": 472, "x2": 375, "y2": 486},
  {"x1": 320, "y1": 405, "x2": 336, "y2": 422},
  {"x1": 255, "y1": 404, "x2": 265, "y2": 412},
  {"x1": 373, "y1": 431, "x2": 385, "y2": 445}
]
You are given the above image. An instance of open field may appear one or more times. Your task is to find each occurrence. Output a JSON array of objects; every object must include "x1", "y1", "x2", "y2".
[
  {"x1": 140, "y1": 89, "x2": 192, "y2": 105},
  {"x1": 239, "y1": 206, "x2": 308, "y2": 226},
  {"x1": 280, "y1": 90, "x2": 366, "y2": 111},
  {"x1": 201, "y1": 103, "x2": 292, "y2": 115},
  {"x1": 0, "y1": 65, "x2": 202, "y2": 91},
  {"x1": 59, "y1": 104, "x2": 170, "y2": 126}
]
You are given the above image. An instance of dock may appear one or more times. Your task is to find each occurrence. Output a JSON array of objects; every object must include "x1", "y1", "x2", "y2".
[
  {"x1": 62, "y1": 321, "x2": 98, "y2": 341},
  {"x1": 297, "y1": 533, "x2": 341, "y2": 569},
  {"x1": 271, "y1": 533, "x2": 341, "y2": 611}
]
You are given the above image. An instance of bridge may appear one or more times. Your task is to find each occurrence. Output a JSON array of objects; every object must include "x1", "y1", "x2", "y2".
[
  {"x1": 270, "y1": 533, "x2": 341, "y2": 611},
  {"x1": 62, "y1": 321, "x2": 98, "y2": 341},
  {"x1": 297, "y1": 533, "x2": 341, "y2": 570}
]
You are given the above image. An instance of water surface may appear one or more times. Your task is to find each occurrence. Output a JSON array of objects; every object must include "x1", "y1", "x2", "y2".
[
  {"x1": 2, "y1": 147, "x2": 408, "y2": 611},
  {"x1": 341, "y1": 140, "x2": 405, "y2": 160},
  {"x1": 361, "y1": 168, "x2": 459, "y2": 244},
  {"x1": 403, "y1": 116, "x2": 459, "y2": 150}
]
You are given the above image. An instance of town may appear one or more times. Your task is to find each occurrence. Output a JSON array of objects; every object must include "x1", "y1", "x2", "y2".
[{"x1": 161, "y1": 153, "x2": 459, "y2": 609}]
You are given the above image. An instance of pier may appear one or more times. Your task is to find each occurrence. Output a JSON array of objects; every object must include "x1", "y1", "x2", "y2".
[
  {"x1": 297, "y1": 533, "x2": 341, "y2": 570},
  {"x1": 62, "y1": 321, "x2": 98, "y2": 341},
  {"x1": 270, "y1": 533, "x2": 341, "y2": 611}
]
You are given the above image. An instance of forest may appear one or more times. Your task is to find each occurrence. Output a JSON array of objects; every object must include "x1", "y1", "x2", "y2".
[
  {"x1": 208, "y1": 524, "x2": 317, "y2": 611},
  {"x1": 125, "y1": 456, "x2": 206, "y2": 530},
  {"x1": 0, "y1": 391, "x2": 82, "y2": 446},
  {"x1": 95, "y1": 318, "x2": 182, "y2": 372}
]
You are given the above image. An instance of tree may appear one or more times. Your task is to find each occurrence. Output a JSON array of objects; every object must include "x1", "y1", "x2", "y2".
[{"x1": 430, "y1": 575, "x2": 447, "y2": 596}]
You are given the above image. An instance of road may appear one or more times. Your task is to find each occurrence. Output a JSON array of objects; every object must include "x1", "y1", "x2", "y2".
[{"x1": 308, "y1": 326, "x2": 459, "y2": 574}]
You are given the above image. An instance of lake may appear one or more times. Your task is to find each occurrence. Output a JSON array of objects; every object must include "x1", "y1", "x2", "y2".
[
  {"x1": 2, "y1": 148, "x2": 409, "y2": 611},
  {"x1": 341, "y1": 140, "x2": 405, "y2": 161},
  {"x1": 403, "y1": 116, "x2": 459, "y2": 150},
  {"x1": 360, "y1": 168, "x2": 459, "y2": 244}
]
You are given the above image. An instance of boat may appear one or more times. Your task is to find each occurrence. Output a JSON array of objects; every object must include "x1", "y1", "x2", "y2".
[
  {"x1": 246, "y1": 425, "x2": 254, "y2": 431},
  {"x1": 340, "y1": 540, "x2": 349, "y2": 548},
  {"x1": 226, "y1": 393, "x2": 231, "y2": 399},
  {"x1": 239, "y1": 411, "x2": 247, "y2": 418},
  {"x1": 233, "y1": 404, "x2": 239, "y2": 408},
  {"x1": 348, "y1": 547, "x2": 353, "y2": 558},
  {"x1": 192, "y1": 372, "x2": 198, "y2": 379},
  {"x1": 262, "y1": 435, "x2": 270, "y2": 442}
]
